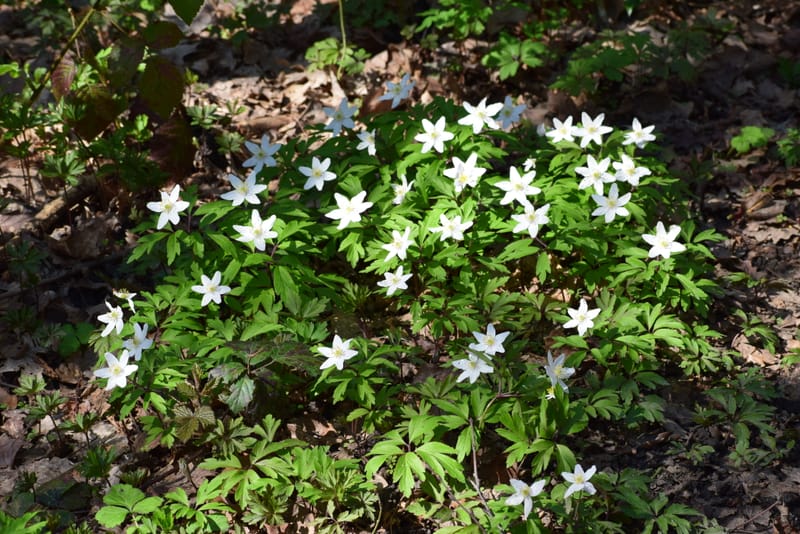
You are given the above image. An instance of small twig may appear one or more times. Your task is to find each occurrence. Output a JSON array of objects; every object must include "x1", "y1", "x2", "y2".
[
  {"x1": 27, "y1": 6, "x2": 96, "y2": 107},
  {"x1": 469, "y1": 418, "x2": 493, "y2": 518},
  {"x1": 427, "y1": 468, "x2": 487, "y2": 534},
  {"x1": 730, "y1": 500, "x2": 780, "y2": 532},
  {"x1": 336, "y1": 0, "x2": 347, "y2": 78}
]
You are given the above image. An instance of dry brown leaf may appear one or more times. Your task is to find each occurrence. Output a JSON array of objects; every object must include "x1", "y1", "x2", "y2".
[
  {"x1": 0, "y1": 386, "x2": 17, "y2": 410},
  {"x1": 0, "y1": 435, "x2": 25, "y2": 468},
  {"x1": 732, "y1": 332, "x2": 778, "y2": 366},
  {"x1": 1, "y1": 409, "x2": 27, "y2": 439}
]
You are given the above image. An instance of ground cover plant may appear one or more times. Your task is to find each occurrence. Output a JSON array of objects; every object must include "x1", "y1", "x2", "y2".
[
  {"x1": 93, "y1": 90, "x2": 732, "y2": 532},
  {"x1": 1, "y1": 0, "x2": 799, "y2": 532}
]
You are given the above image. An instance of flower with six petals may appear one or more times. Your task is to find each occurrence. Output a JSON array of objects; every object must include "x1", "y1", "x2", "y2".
[
  {"x1": 326, "y1": 191, "x2": 373, "y2": 230},
  {"x1": 642, "y1": 221, "x2": 686, "y2": 259},
  {"x1": 192, "y1": 271, "x2": 231, "y2": 307},
  {"x1": 146, "y1": 184, "x2": 190, "y2": 229}
]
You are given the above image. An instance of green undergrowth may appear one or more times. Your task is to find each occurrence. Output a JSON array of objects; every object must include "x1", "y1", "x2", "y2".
[{"x1": 0, "y1": 1, "x2": 797, "y2": 533}]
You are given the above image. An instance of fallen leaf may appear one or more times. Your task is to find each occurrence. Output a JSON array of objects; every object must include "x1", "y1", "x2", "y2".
[
  {"x1": 0, "y1": 435, "x2": 25, "y2": 468},
  {"x1": 732, "y1": 332, "x2": 778, "y2": 366}
]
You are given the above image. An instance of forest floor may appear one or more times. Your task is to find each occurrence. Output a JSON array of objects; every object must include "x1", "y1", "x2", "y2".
[{"x1": 1, "y1": 0, "x2": 800, "y2": 532}]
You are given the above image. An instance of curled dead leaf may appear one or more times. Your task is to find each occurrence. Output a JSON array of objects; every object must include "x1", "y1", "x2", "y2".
[{"x1": 732, "y1": 332, "x2": 778, "y2": 366}]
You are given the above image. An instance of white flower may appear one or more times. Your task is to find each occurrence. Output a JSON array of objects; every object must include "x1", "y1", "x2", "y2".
[
  {"x1": 523, "y1": 157, "x2": 536, "y2": 172},
  {"x1": 242, "y1": 134, "x2": 281, "y2": 174},
  {"x1": 544, "y1": 351, "x2": 575, "y2": 392},
  {"x1": 378, "y1": 73, "x2": 414, "y2": 108},
  {"x1": 146, "y1": 184, "x2": 190, "y2": 229},
  {"x1": 458, "y1": 97, "x2": 503, "y2": 134},
  {"x1": 623, "y1": 118, "x2": 656, "y2": 149},
  {"x1": 562, "y1": 464, "x2": 597, "y2": 499},
  {"x1": 319, "y1": 335, "x2": 358, "y2": 370},
  {"x1": 546, "y1": 116, "x2": 576, "y2": 144},
  {"x1": 123, "y1": 323, "x2": 153, "y2": 361},
  {"x1": 642, "y1": 221, "x2": 686, "y2": 259},
  {"x1": 300, "y1": 156, "x2": 337, "y2": 191},
  {"x1": 323, "y1": 98, "x2": 357, "y2": 136},
  {"x1": 414, "y1": 117, "x2": 454, "y2": 154},
  {"x1": 381, "y1": 227, "x2": 413, "y2": 262},
  {"x1": 377, "y1": 265, "x2": 413, "y2": 296},
  {"x1": 113, "y1": 289, "x2": 137, "y2": 313},
  {"x1": 495, "y1": 166, "x2": 541, "y2": 206},
  {"x1": 497, "y1": 95, "x2": 526, "y2": 129},
  {"x1": 443, "y1": 153, "x2": 486, "y2": 194},
  {"x1": 563, "y1": 300, "x2": 600, "y2": 337},
  {"x1": 93, "y1": 350, "x2": 137, "y2": 390},
  {"x1": 356, "y1": 129, "x2": 377, "y2": 156},
  {"x1": 191, "y1": 271, "x2": 231, "y2": 307},
  {"x1": 575, "y1": 155, "x2": 614, "y2": 195},
  {"x1": 392, "y1": 174, "x2": 414, "y2": 205},
  {"x1": 326, "y1": 191, "x2": 373, "y2": 230},
  {"x1": 233, "y1": 210, "x2": 278, "y2": 251},
  {"x1": 613, "y1": 154, "x2": 651, "y2": 187},
  {"x1": 511, "y1": 203, "x2": 550, "y2": 239},
  {"x1": 220, "y1": 173, "x2": 267, "y2": 206},
  {"x1": 574, "y1": 112, "x2": 613, "y2": 148},
  {"x1": 429, "y1": 214, "x2": 473, "y2": 241},
  {"x1": 469, "y1": 324, "x2": 510, "y2": 357},
  {"x1": 506, "y1": 478, "x2": 547, "y2": 520},
  {"x1": 591, "y1": 183, "x2": 631, "y2": 223},
  {"x1": 98, "y1": 301, "x2": 124, "y2": 338},
  {"x1": 452, "y1": 352, "x2": 493, "y2": 383}
]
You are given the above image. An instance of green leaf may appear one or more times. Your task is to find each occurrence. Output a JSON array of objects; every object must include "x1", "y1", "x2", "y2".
[
  {"x1": 730, "y1": 126, "x2": 775, "y2": 154},
  {"x1": 139, "y1": 56, "x2": 184, "y2": 120},
  {"x1": 103, "y1": 484, "x2": 144, "y2": 508},
  {"x1": 142, "y1": 21, "x2": 184, "y2": 50},
  {"x1": 240, "y1": 312, "x2": 282, "y2": 341},
  {"x1": 272, "y1": 265, "x2": 300, "y2": 307},
  {"x1": 167, "y1": 0, "x2": 204, "y2": 25},
  {"x1": 95, "y1": 505, "x2": 129, "y2": 528},
  {"x1": 132, "y1": 496, "x2": 164, "y2": 514},
  {"x1": 226, "y1": 377, "x2": 255, "y2": 413}
]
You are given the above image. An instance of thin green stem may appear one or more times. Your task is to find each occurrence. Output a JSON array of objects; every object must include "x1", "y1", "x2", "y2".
[
  {"x1": 337, "y1": 0, "x2": 347, "y2": 77},
  {"x1": 28, "y1": 6, "x2": 96, "y2": 107}
]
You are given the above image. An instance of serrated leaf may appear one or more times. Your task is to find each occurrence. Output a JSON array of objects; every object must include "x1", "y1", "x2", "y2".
[
  {"x1": 103, "y1": 484, "x2": 145, "y2": 507},
  {"x1": 132, "y1": 496, "x2": 163, "y2": 514},
  {"x1": 138, "y1": 56, "x2": 184, "y2": 120},
  {"x1": 240, "y1": 313, "x2": 282, "y2": 341},
  {"x1": 95, "y1": 505, "x2": 129, "y2": 528},
  {"x1": 106, "y1": 37, "x2": 144, "y2": 90},
  {"x1": 142, "y1": 21, "x2": 184, "y2": 50},
  {"x1": 168, "y1": 0, "x2": 204, "y2": 25},
  {"x1": 71, "y1": 84, "x2": 122, "y2": 139},
  {"x1": 195, "y1": 405, "x2": 216, "y2": 426},
  {"x1": 51, "y1": 54, "x2": 76, "y2": 100},
  {"x1": 226, "y1": 376, "x2": 255, "y2": 413}
]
